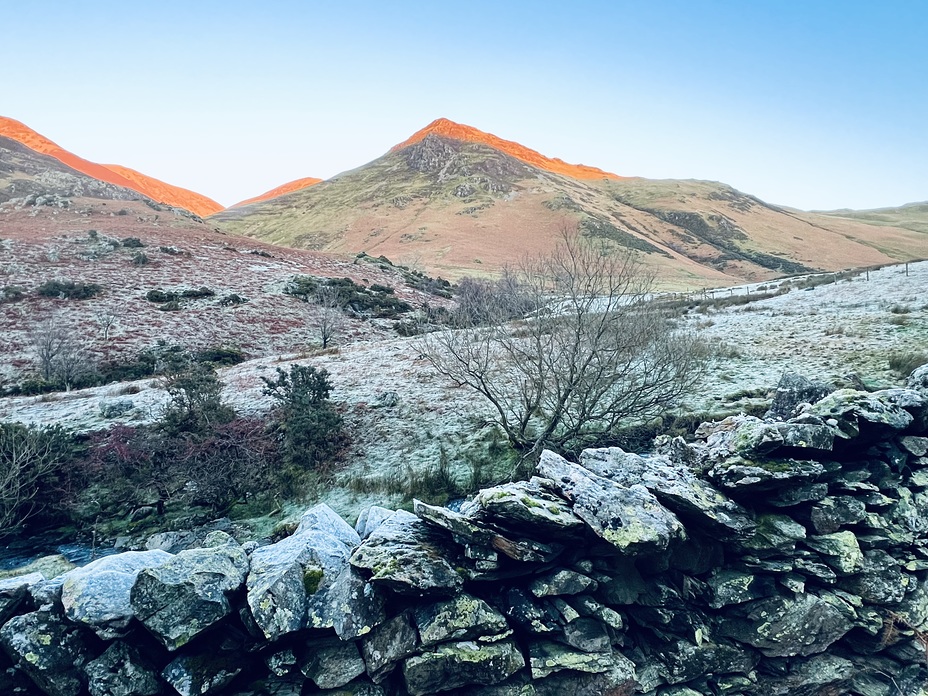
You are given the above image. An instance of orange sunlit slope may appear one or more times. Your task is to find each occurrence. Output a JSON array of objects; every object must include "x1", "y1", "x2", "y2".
[
  {"x1": 0, "y1": 116, "x2": 222, "y2": 217},
  {"x1": 391, "y1": 117, "x2": 623, "y2": 181},
  {"x1": 231, "y1": 177, "x2": 323, "y2": 208},
  {"x1": 101, "y1": 165, "x2": 223, "y2": 217}
]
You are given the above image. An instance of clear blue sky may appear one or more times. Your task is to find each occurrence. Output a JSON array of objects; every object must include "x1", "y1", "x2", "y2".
[{"x1": 1, "y1": 1, "x2": 925, "y2": 210}]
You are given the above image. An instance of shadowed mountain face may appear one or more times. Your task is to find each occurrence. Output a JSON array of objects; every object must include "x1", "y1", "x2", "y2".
[
  {"x1": 212, "y1": 119, "x2": 927, "y2": 288},
  {"x1": 0, "y1": 116, "x2": 223, "y2": 217}
]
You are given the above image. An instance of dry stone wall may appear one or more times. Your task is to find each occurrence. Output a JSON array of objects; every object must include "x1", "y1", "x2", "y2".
[{"x1": 2, "y1": 367, "x2": 928, "y2": 696}]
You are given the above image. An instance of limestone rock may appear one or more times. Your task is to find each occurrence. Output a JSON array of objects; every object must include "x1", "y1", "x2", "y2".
[
  {"x1": 60, "y1": 549, "x2": 173, "y2": 639},
  {"x1": 578, "y1": 447, "x2": 755, "y2": 540},
  {"x1": 130, "y1": 534, "x2": 248, "y2": 649},
  {"x1": 403, "y1": 639, "x2": 525, "y2": 696},
  {"x1": 415, "y1": 593, "x2": 509, "y2": 647},
  {"x1": 349, "y1": 510, "x2": 463, "y2": 595},
  {"x1": 537, "y1": 450, "x2": 684, "y2": 555},
  {"x1": 84, "y1": 641, "x2": 161, "y2": 696},
  {"x1": 0, "y1": 609, "x2": 94, "y2": 696}
]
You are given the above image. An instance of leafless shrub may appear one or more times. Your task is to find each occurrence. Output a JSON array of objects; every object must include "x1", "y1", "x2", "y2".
[{"x1": 422, "y1": 231, "x2": 709, "y2": 460}]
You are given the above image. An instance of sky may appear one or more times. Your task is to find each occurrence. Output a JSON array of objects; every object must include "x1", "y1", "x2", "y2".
[{"x1": 1, "y1": 1, "x2": 925, "y2": 211}]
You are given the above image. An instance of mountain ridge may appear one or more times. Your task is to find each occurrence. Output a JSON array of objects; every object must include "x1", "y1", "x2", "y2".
[{"x1": 0, "y1": 116, "x2": 222, "y2": 217}]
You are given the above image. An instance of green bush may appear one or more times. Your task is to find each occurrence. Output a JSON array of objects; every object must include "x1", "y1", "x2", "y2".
[
  {"x1": 286, "y1": 275, "x2": 413, "y2": 318},
  {"x1": 194, "y1": 347, "x2": 246, "y2": 366},
  {"x1": 132, "y1": 252, "x2": 150, "y2": 265},
  {"x1": 218, "y1": 293, "x2": 248, "y2": 306},
  {"x1": 121, "y1": 237, "x2": 145, "y2": 248},
  {"x1": 160, "y1": 362, "x2": 235, "y2": 436},
  {"x1": 37, "y1": 280, "x2": 102, "y2": 300},
  {"x1": 262, "y1": 365, "x2": 347, "y2": 482},
  {"x1": 146, "y1": 289, "x2": 178, "y2": 303},
  {"x1": 0, "y1": 286, "x2": 25, "y2": 304}
]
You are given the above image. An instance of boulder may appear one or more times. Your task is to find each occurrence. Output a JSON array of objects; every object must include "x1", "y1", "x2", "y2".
[
  {"x1": 470, "y1": 478, "x2": 585, "y2": 537},
  {"x1": 537, "y1": 450, "x2": 684, "y2": 555},
  {"x1": 658, "y1": 639, "x2": 758, "y2": 685},
  {"x1": 0, "y1": 573, "x2": 43, "y2": 624},
  {"x1": 527, "y1": 641, "x2": 613, "y2": 679},
  {"x1": 709, "y1": 457, "x2": 825, "y2": 494},
  {"x1": 360, "y1": 611, "x2": 419, "y2": 682},
  {"x1": 60, "y1": 549, "x2": 173, "y2": 639},
  {"x1": 84, "y1": 641, "x2": 161, "y2": 696},
  {"x1": 349, "y1": 510, "x2": 463, "y2": 595},
  {"x1": 737, "y1": 514, "x2": 807, "y2": 557},
  {"x1": 721, "y1": 592, "x2": 854, "y2": 657},
  {"x1": 529, "y1": 569, "x2": 597, "y2": 598},
  {"x1": 414, "y1": 500, "x2": 563, "y2": 564},
  {"x1": 415, "y1": 593, "x2": 509, "y2": 647},
  {"x1": 806, "y1": 388, "x2": 919, "y2": 440},
  {"x1": 809, "y1": 496, "x2": 867, "y2": 534},
  {"x1": 766, "y1": 372, "x2": 834, "y2": 420},
  {"x1": 162, "y1": 651, "x2": 243, "y2": 696},
  {"x1": 560, "y1": 617, "x2": 611, "y2": 653},
  {"x1": 295, "y1": 504, "x2": 361, "y2": 547},
  {"x1": 578, "y1": 447, "x2": 755, "y2": 540},
  {"x1": 804, "y1": 531, "x2": 864, "y2": 575},
  {"x1": 130, "y1": 533, "x2": 248, "y2": 649},
  {"x1": 325, "y1": 565, "x2": 386, "y2": 640},
  {"x1": 403, "y1": 639, "x2": 525, "y2": 696},
  {"x1": 0, "y1": 609, "x2": 94, "y2": 696},
  {"x1": 354, "y1": 506, "x2": 395, "y2": 540},
  {"x1": 300, "y1": 638, "x2": 366, "y2": 689},
  {"x1": 247, "y1": 509, "x2": 360, "y2": 641}
]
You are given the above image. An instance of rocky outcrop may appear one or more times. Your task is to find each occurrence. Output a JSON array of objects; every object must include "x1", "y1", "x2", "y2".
[{"x1": 0, "y1": 381, "x2": 926, "y2": 695}]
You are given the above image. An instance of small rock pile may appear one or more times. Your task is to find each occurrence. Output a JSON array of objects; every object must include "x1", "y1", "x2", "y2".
[{"x1": 1, "y1": 367, "x2": 928, "y2": 696}]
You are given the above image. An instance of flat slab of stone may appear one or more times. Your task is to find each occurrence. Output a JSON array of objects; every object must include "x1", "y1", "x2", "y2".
[
  {"x1": 579, "y1": 447, "x2": 755, "y2": 540},
  {"x1": 403, "y1": 639, "x2": 525, "y2": 696},
  {"x1": 537, "y1": 450, "x2": 684, "y2": 555},
  {"x1": 415, "y1": 593, "x2": 509, "y2": 647},
  {"x1": 527, "y1": 641, "x2": 613, "y2": 679},
  {"x1": 350, "y1": 510, "x2": 463, "y2": 595}
]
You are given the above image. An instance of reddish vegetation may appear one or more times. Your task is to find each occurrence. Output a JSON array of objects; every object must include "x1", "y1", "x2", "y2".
[
  {"x1": 0, "y1": 116, "x2": 223, "y2": 217},
  {"x1": 391, "y1": 117, "x2": 624, "y2": 181},
  {"x1": 231, "y1": 176, "x2": 323, "y2": 208}
]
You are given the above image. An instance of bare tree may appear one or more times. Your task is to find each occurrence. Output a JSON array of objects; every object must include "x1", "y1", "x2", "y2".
[
  {"x1": 94, "y1": 307, "x2": 121, "y2": 341},
  {"x1": 0, "y1": 423, "x2": 68, "y2": 533},
  {"x1": 315, "y1": 285, "x2": 345, "y2": 349},
  {"x1": 30, "y1": 319, "x2": 91, "y2": 390},
  {"x1": 423, "y1": 232, "x2": 709, "y2": 460}
]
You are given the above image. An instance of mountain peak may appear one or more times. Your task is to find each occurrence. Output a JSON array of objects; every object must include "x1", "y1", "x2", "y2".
[
  {"x1": 391, "y1": 117, "x2": 623, "y2": 181},
  {"x1": 0, "y1": 115, "x2": 222, "y2": 217}
]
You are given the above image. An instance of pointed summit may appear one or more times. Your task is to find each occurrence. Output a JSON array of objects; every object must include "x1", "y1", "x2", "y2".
[
  {"x1": 0, "y1": 116, "x2": 223, "y2": 217},
  {"x1": 391, "y1": 117, "x2": 623, "y2": 181}
]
